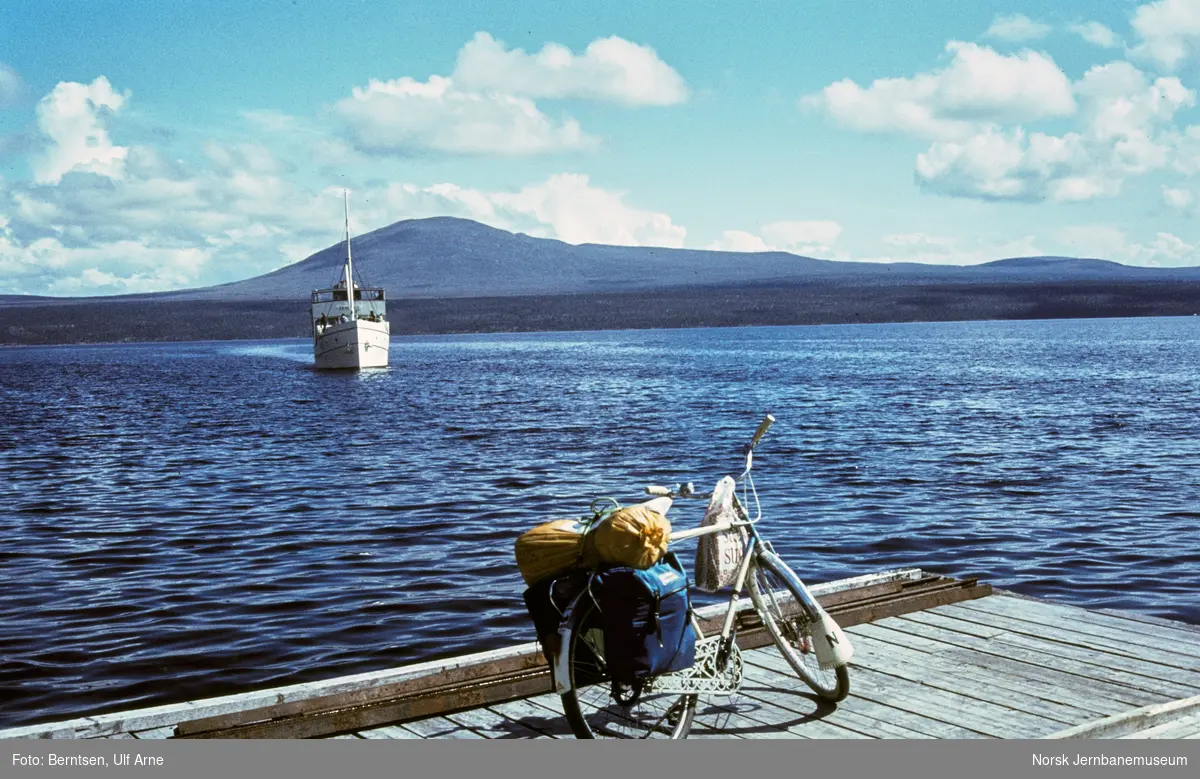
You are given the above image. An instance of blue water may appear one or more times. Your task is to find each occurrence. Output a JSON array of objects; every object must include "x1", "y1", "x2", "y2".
[{"x1": 2, "y1": 318, "x2": 1199, "y2": 727}]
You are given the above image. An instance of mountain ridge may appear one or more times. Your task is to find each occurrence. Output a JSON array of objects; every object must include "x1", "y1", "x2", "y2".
[{"x1": 5, "y1": 217, "x2": 1199, "y2": 305}]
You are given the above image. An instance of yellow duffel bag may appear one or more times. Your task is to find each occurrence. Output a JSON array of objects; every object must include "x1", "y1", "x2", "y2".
[
  {"x1": 591, "y1": 505, "x2": 671, "y2": 569},
  {"x1": 515, "y1": 519, "x2": 600, "y2": 586}
]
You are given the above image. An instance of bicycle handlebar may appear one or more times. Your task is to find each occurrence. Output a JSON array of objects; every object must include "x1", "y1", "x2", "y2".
[{"x1": 749, "y1": 413, "x2": 775, "y2": 450}]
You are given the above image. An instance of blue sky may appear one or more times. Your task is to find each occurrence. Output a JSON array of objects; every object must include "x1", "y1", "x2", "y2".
[{"x1": 4, "y1": 0, "x2": 1200, "y2": 295}]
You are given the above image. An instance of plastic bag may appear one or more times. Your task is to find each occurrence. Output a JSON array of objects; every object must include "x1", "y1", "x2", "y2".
[{"x1": 694, "y1": 476, "x2": 747, "y2": 592}]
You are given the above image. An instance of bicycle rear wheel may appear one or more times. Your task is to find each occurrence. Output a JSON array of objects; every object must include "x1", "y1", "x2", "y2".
[
  {"x1": 559, "y1": 599, "x2": 697, "y2": 739},
  {"x1": 747, "y1": 555, "x2": 850, "y2": 702}
]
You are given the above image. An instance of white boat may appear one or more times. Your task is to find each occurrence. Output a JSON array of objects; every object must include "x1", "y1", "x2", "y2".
[{"x1": 310, "y1": 192, "x2": 390, "y2": 370}]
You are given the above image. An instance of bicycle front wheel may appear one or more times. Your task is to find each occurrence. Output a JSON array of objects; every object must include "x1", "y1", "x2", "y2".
[
  {"x1": 559, "y1": 599, "x2": 697, "y2": 739},
  {"x1": 747, "y1": 555, "x2": 850, "y2": 702}
]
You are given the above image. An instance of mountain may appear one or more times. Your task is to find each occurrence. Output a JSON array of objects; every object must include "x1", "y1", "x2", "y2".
[
  {"x1": 4, "y1": 217, "x2": 1200, "y2": 345},
  {"x1": 143, "y1": 217, "x2": 1200, "y2": 302}
]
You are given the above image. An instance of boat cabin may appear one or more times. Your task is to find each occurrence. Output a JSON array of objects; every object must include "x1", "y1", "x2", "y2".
[{"x1": 310, "y1": 281, "x2": 387, "y2": 335}]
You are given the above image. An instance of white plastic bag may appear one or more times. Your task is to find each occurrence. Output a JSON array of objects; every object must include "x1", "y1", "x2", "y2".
[{"x1": 693, "y1": 476, "x2": 747, "y2": 592}]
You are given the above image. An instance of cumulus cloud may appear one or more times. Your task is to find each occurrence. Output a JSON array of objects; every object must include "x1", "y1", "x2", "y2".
[
  {"x1": 705, "y1": 220, "x2": 843, "y2": 256},
  {"x1": 1056, "y1": 224, "x2": 1199, "y2": 266},
  {"x1": 1070, "y1": 21, "x2": 1121, "y2": 48},
  {"x1": 915, "y1": 61, "x2": 1194, "y2": 202},
  {"x1": 861, "y1": 233, "x2": 1042, "y2": 265},
  {"x1": 1162, "y1": 185, "x2": 1194, "y2": 209},
  {"x1": 0, "y1": 78, "x2": 692, "y2": 294},
  {"x1": 452, "y1": 32, "x2": 688, "y2": 106},
  {"x1": 491, "y1": 173, "x2": 686, "y2": 247},
  {"x1": 706, "y1": 230, "x2": 774, "y2": 252},
  {"x1": 334, "y1": 32, "x2": 684, "y2": 157},
  {"x1": 334, "y1": 74, "x2": 597, "y2": 156},
  {"x1": 984, "y1": 14, "x2": 1052, "y2": 42},
  {"x1": 1129, "y1": 0, "x2": 1200, "y2": 69},
  {"x1": 32, "y1": 77, "x2": 130, "y2": 184},
  {"x1": 0, "y1": 63, "x2": 25, "y2": 108},
  {"x1": 802, "y1": 42, "x2": 1075, "y2": 140}
]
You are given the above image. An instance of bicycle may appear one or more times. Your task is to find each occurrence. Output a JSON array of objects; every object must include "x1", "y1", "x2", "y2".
[{"x1": 549, "y1": 414, "x2": 854, "y2": 739}]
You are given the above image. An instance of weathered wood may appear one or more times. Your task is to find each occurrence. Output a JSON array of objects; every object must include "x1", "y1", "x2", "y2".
[
  {"x1": 483, "y1": 698, "x2": 573, "y2": 739},
  {"x1": 1046, "y1": 695, "x2": 1200, "y2": 739},
  {"x1": 1121, "y1": 713, "x2": 1200, "y2": 739},
  {"x1": 736, "y1": 662, "x2": 931, "y2": 738},
  {"x1": 853, "y1": 621, "x2": 1161, "y2": 714},
  {"x1": 356, "y1": 725, "x2": 419, "y2": 739},
  {"x1": 174, "y1": 643, "x2": 551, "y2": 736},
  {"x1": 443, "y1": 707, "x2": 547, "y2": 739},
  {"x1": 1095, "y1": 607, "x2": 1200, "y2": 636},
  {"x1": 942, "y1": 599, "x2": 1200, "y2": 668},
  {"x1": 825, "y1": 579, "x2": 993, "y2": 628},
  {"x1": 131, "y1": 726, "x2": 176, "y2": 740},
  {"x1": 180, "y1": 666, "x2": 553, "y2": 739},
  {"x1": 847, "y1": 632, "x2": 1109, "y2": 725},
  {"x1": 894, "y1": 611, "x2": 1200, "y2": 699},
  {"x1": 172, "y1": 572, "x2": 982, "y2": 739},
  {"x1": 396, "y1": 716, "x2": 484, "y2": 739}
]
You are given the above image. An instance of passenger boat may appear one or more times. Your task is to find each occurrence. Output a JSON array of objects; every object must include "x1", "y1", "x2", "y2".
[{"x1": 310, "y1": 192, "x2": 389, "y2": 369}]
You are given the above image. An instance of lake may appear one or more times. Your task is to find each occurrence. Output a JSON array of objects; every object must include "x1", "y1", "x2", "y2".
[{"x1": 1, "y1": 317, "x2": 1198, "y2": 727}]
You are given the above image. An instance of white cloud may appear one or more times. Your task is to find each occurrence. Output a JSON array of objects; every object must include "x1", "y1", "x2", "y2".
[
  {"x1": 240, "y1": 109, "x2": 300, "y2": 133},
  {"x1": 334, "y1": 74, "x2": 597, "y2": 156},
  {"x1": 915, "y1": 61, "x2": 1194, "y2": 202},
  {"x1": 452, "y1": 32, "x2": 688, "y2": 106},
  {"x1": 862, "y1": 233, "x2": 1043, "y2": 265},
  {"x1": 706, "y1": 230, "x2": 774, "y2": 252},
  {"x1": 704, "y1": 221, "x2": 842, "y2": 256},
  {"x1": 803, "y1": 42, "x2": 1075, "y2": 140},
  {"x1": 984, "y1": 14, "x2": 1052, "y2": 42},
  {"x1": 1163, "y1": 185, "x2": 1194, "y2": 209},
  {"x1": 0, "y1": 63, "x2": 24, "y2": 108},
  {"x1": 1130, "y1": 0, "x2": 1200, "y2": 69},
  {"x1": 491, "y1": 173, "x2": 686, "y2": 248},
  {"x1": 32, "y1": 76, "x2": 129, "y2": 184},
  {"x1": 1075, "y1": 61, "x2": 1194, "y2": 141},
  {"x1": 761, "y1": 220, "x2": 843, "y2": 255},
  {"x1": 1070, "y1": 21, "x2": 1121, "y2": 48},
  {"x1": 1056, "y1": 224, "x2": 1199, "y2": 266}
]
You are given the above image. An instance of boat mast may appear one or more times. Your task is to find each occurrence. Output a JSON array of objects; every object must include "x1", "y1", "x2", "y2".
[{"x1": 343, "y1": 189, "x2": 356, "y2": 322}]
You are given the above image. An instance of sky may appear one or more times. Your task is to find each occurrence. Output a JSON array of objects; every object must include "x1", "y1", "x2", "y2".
[{"x1": 5, "y1": 0, "x2": 1200, "y2": 295}]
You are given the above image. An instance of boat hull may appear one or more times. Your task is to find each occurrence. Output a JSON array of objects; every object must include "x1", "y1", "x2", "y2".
[{"x1": 313, "y1": 320, "x2": 390, "y2": 369}]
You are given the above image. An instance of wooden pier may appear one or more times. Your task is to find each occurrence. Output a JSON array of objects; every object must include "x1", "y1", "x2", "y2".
[{"x1": 3, "y1": 569, "x2": 1199, "y2": 740}]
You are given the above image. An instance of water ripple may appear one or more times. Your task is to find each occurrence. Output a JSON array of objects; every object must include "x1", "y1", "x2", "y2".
[{"x1": 1, "y1": 319, "x2": 1199, "y2": 727}]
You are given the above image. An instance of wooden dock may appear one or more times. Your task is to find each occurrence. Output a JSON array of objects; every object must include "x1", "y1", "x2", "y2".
[{"x1": 3, "y1": 569, "x2": 1199, "y2": 740}]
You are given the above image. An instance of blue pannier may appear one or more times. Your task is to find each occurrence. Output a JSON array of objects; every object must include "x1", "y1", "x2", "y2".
[{"x1": 588, "y1": 552, "x2": 698, "y2": 683}]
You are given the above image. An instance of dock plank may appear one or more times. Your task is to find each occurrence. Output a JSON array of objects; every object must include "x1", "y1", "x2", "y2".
[
  {"x1": 396, "y1": 716, "x2": 484, "y2": 739},
  {"x1": 746, "y1": 652, "x2": 1037, "y2": 738},
  {"x1": 736, "y1": 661, "x2": 934, "y2": 739},
  {"x1": 893, "y1": 611, "x2": 1200, "y2": 699},
  {"x1": 356, "y1": 725, "x2": 419, "y2": 739},
  {"x1": 940, "y1": 600, "x2": 1200, "y2": 669},
  {"x1": 485, "y1": 698, "x2": 572, "y2": 739},
  {"x1": 853, "y1": 621, "x2": 1164, "y2": 713},
  {"x1": 854, "y1": 619, "x2": 1152, "y2": 715},
  {"x1": 973, "y1": 596, "x2": 1200, "y2": 652},
  {"x1": 1096, "y1": 607, "x2": 1200, "y2": 636},
  {"x1": 848, "y1": 632, "x2": 1115, "y2": 725},
  {"x1": 444, "y1": 707, "x2": 548, "y2": 739},
  {"x1": 1120, "y1": 713, "x2": 1200, "y2": 739},
  {"x1": 131, "y1": 726, "x2": 175, "y2": 739}
]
